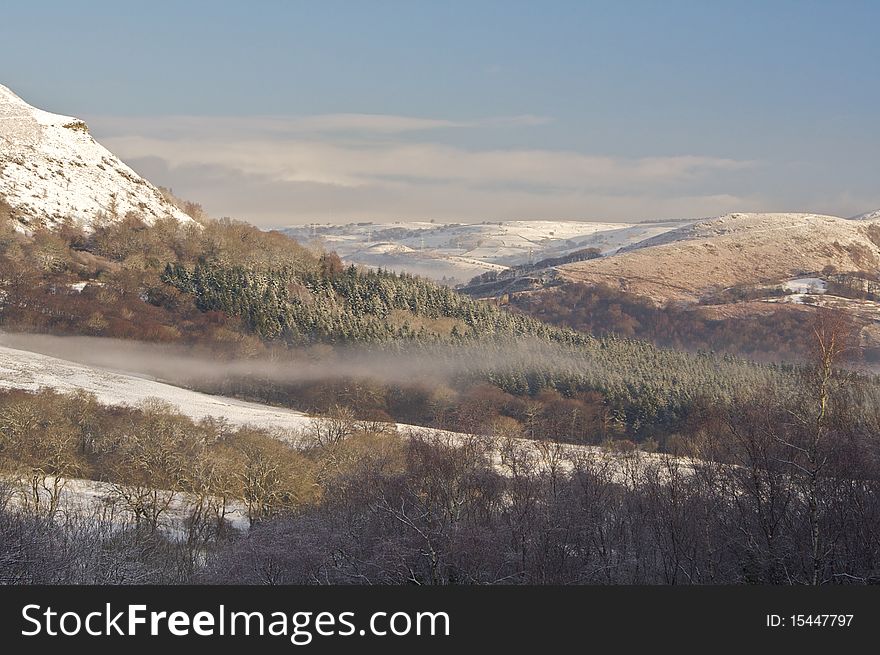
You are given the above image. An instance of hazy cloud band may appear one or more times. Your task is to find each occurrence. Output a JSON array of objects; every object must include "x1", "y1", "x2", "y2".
[{"x1": 87, "y1": 113, "x2": 760, "y2": 225}]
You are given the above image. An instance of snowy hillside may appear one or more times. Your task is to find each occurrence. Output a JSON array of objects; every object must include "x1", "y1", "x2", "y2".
[
  {"x1": 559, "y1": 212, "x2": 880, "y2": 302},
  {"x1": 621, "y1": 212, "x2": 852, "y2": 251},
  {"x1": 0, "y1": 341, "x2": 613, "y2": 471},
  {"x1": 282, "y1": 219, "x2": 690, "y2": 283},
  {"x1": 0, "y1": 343, "x2": 312, "y2": 434},
  {"x1": 852, "y1": 208, "x2": 880, "y2": 221},
  {"x1": 0, "y1": 83, "x2": 193, "y2": 231}
]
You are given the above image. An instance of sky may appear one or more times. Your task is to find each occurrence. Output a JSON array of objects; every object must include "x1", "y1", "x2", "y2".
[{"x1": 2, "y1": 0, "x2": 879, "y2": 226}]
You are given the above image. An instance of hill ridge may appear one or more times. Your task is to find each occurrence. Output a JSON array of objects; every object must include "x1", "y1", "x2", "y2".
[{"x1": 0, "y1": 83, "x2": 193, "y2": 232}]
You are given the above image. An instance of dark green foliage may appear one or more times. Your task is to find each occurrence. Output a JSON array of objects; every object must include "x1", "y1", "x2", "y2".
[
  {"x1": 162, "y1": 262, "x2": 587, "y2": 346},
  {"x1": 463, "y1": 247, "x2": 601, "y2": 289},
  {"x1": 162, "y1": 261, "x2": 802, "y2": 437}
]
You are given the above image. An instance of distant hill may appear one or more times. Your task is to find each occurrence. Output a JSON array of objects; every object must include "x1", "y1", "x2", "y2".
[
  {"x1": 280, "y1": 219, "x2": 690, "y2": 284},
  {"x1": 557, "y1": 212, "x2": 880, "y2": 302},
  {"x1": 851, "y1": 208, "x2": 880, "y2": 221}
]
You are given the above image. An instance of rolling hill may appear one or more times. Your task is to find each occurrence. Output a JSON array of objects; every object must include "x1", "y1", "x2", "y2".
[
  {"x1": 557, "y1": 212, "x2": 880, "y2": 303},
  {"x1": 852, "y1": 208, "x2": 880, "y2": 221},
  {"x1": 281, "y1": 219, "x2": 691, "y2": 284}
]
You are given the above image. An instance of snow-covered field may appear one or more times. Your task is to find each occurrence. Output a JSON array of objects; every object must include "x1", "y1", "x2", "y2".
[
  {"x1": 782, "y1": 277, "x2": 827, "y2": 294},
  {"x1": 281, "y1": 219, "x2": 690, "y2": 283},
  {"x1": 0, "y1": 83, "x2": 192, "y2": 231},
  {"x1": 0, "y1": 343, "x2": 313, "y2": 434}
]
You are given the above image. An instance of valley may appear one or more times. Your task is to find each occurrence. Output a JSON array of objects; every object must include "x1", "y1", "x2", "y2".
[{"x1": 1, "y1": 82, "x2": 880, "y2": 586}]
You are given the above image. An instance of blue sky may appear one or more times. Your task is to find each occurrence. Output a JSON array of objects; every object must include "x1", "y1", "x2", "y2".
[{"x1": 3, "y1": 0, "x2": 879, "y2": 224}]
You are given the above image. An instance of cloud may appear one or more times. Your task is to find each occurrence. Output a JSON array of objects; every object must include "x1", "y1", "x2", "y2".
[
  {"x1": 127, "y1": 155, "x2": 760, "y2": 225},
  {"x1": 87, "y1": 113, "x2": 553, "y2": 138},
  {"x1": 88, "y1": 113, "x2": 757, "y2": 225},
  {"x1": 105, "y1": 135, "x2": 753, "y2": 190}
]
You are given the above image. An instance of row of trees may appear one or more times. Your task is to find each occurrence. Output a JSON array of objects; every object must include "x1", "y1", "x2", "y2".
[
  {"x1": 160, "y1": 260, "x2": 587, "y2": 346},
  {"x1": 827, "y1": 272, "x2": 880, "y2": 302},
  {"x1": 0, "y1": 389, "x2": 346, "y2": 530}
]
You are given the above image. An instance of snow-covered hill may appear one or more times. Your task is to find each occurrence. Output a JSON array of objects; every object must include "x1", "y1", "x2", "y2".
[
  {"x1": 0, "y1": 339, "x2": 691, "y2": 494},
  {"x1": 282, "y1": 219, "x2": 690, "y2": 283},
  {"x1": 559, "y1": 212, "x2": 880, "y2": 302},
  {"x1": 621, "y1": 212, "x2": 864, "y2": 252},
  {"x1": 0, "y1": 83, "x2": 193, "y2": 232},
  {"x1": 852, "y1": 208, "x2": 880, "y2": 221}
]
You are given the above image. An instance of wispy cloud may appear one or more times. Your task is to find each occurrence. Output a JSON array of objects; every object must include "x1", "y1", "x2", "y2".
[
  {"x1": 105, "y1": 135, "x2": 752, "y2": 190},
  {"x1": 89, "y1": 113, "x2": 758, "y2": 225},
  {"x1": 88, "y1": 113, "x2": 553, "y2": 137}
]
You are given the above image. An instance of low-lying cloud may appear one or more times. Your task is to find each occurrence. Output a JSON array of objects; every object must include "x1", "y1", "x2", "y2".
[
  {"x1": 86, "y1": 112, "x2": 760, "y2": 226},
  {"x1": 0, "y1": 333, "x2": 593, "y2": 391}
]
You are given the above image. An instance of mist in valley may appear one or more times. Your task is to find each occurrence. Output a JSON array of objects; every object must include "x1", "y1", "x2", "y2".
[{"x1": 0, "y1": 331, "x2": 595, "y2": 391}]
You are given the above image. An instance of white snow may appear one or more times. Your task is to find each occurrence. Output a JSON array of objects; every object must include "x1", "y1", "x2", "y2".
[
  {"x1": 783, "y1": 277, "x2": 827, "y2": 294},
  {"x1": 850, "y1": 208, "x2": 880, "y2": 221},
  {"x1": 779, "y1": 294, "x2": 813, "y2": 305},
  {"x1": 0, "y1": 343, "x2": 313, "y2": 434},
  {"x1": 622, "y1": 212, "x2": 849, "y2": 251},
  {"x1": 6, "y1": 475, "x2": 251, "y2": 537},
  {"x1": 0, "y1": 83, "x2": 194, "y2": 231},
  {"x1": 282, "y1": 219, "x2": 690, "y2": 282},
  {"x1": 67, "y1": 281, "x2": 90, "y2": 292}
]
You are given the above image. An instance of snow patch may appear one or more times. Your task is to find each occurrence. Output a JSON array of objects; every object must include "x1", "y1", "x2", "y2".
[
  {"x1": 67, "y1": 281, "x2": 89, "y2": 293},
  {"x1": 783, "y1": 277, "x2": 827, "y2": 294},
  {"x1": 850, "y1": 208, "x2": 880, "y2": 221}
]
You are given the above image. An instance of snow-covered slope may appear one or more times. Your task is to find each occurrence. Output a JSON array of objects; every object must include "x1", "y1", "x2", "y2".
[
  {"x1": 0, "y1": 343, "x2": 311, "y2": 434},
  {"x1": 559, "y1": 212, "x2": 880, "y2": 302},
  {"x1": 0, "y1": 83, "x2": 193, "y2": 231},
  {"x1": 0, "y1": 340, "x2": 690, "y2": 490},
  {"x1": 282, "y1": 219, "x2": 690, "y2": 283},
  {"x1": 851, "y1": 208, "x2": 880, "y2": 221},
  {"x1": 622, "y1": 212, "x2": 860, "y2": 251}
]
